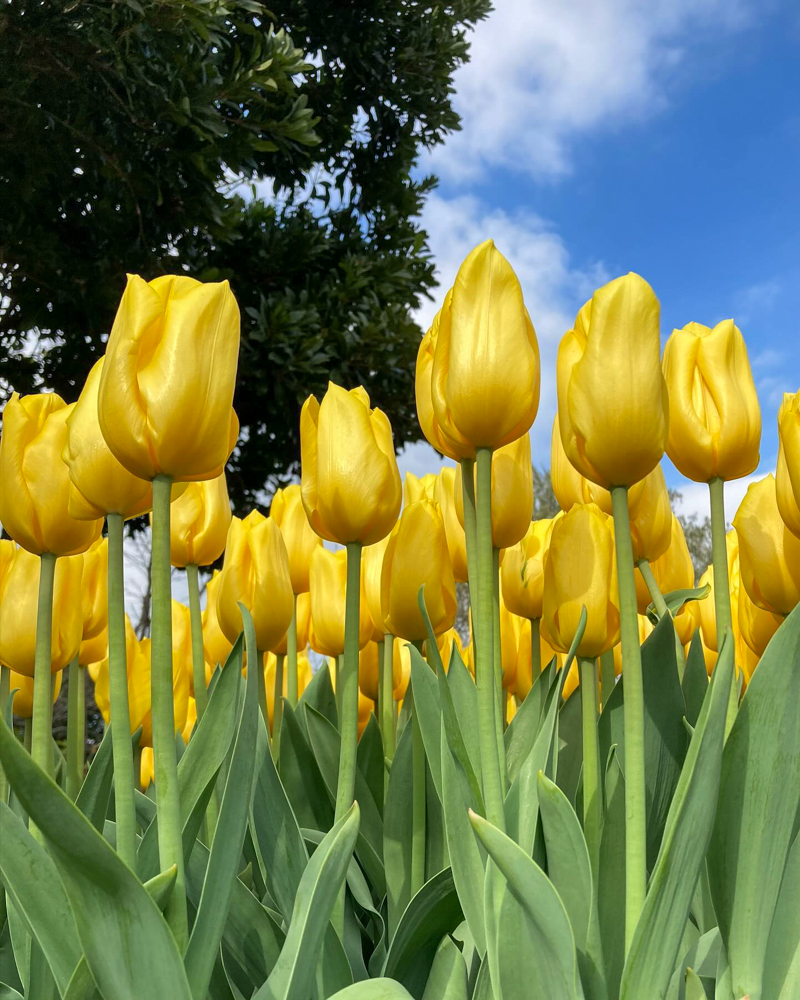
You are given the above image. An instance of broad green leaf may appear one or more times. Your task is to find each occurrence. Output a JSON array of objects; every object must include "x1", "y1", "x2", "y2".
[
  {"x1": 681, "y1": 634, "x2": 708, "y2": 728},
  {"x1": 683, "y1": 968, "x2": 706, "y2": 1000},
  {"x1": 73, "y1": 721, "x2": 117, "y2": 832},
  {"x1": 763, "y1": 831, "x2": 800, "y2": 999},
  {"x1": 143, "y1": 864, "x2": 177, "y2": 911},
  {"x1": 598, "y1": 747, "x2": 626, "y2": 998},
  {"x1": 708, "y1": 605, "x2": 800, "y2": 1000},
  {"x1": 328, "y1": 982, "x2": 414, "y2": 999},
  {"x1": 504, "y1": 658, "x2": 556, "y2": 785},
  {"x1": 422, "y1": 935, "x2": 469, "y2": 1000},
  {"x1": 409, "y1": 646, "x2": 444, "y2": 801},
  {"x1": 254, "y1": 802, "x2": 360, "y2": 1000},
  {"x1": 665, "y1": 928, "x2": 721, "y2": 1000},
  {"x1": 0, "y1": 985, "x2": 24, "y2": 999},
  {"x1": 445, "y1": 649, "x2": 480, "y2": 779},
  {"x1": 472, "y1": 959, "x2": 493, "y2": 1000},
  {"x1": 0, "y1": 918, "x2": 24, "y2": 997},
  {"x1": 646, "y1": 585, "x2": 710, "y2": 625},
  {"x1": 384, "y1": 724, "x2": 413, "y2": 940},
  {"x1": 357, "y1": 714, "x2": 386, "y2": 819},
  {"x1": 279, "y1": 702, "x2": 334, "y2": 832},
  {"x1": 437, "y1": 650, "x2": 483, "y2": 813},
  {"x1": 0, "y1": 718, "x2": 192, "y2": 1000},
  {"x1": 620, "y1": 635, "x2": 733, "y2": 999},
  {"x1": 425, "y1": 764, "x2": 448, "y2": 879},
  {"x1": 297, "y1": 660, "x2": 338, "y2": 734},
  {"x1": 555, "y1": 688, "x2": 583, "y2": 807}
]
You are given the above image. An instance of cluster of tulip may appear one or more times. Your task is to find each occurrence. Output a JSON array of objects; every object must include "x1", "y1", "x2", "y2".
[{"x1": 0, "y1": 245, "x2": 798, "y2": 1000}]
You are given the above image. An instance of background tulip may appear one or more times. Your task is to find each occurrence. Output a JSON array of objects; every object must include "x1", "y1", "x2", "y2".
[
  {"x1": 308, "y1": 546, "x2": 372, "y2": 657},
  {"x1": 663, "y1": 320, "x2": 761, "y2": 483},
  {"x1": 403, "y1": 472, "x2": 437, "y2": 506},
  {"x1": 301, "y1": 382, "x2": 402, "y2": 545},
  {"x1": 202, "y1": 570, "x2": 233, "y2": 673},
  {"x1": 80, "y1": 628, "x2": 108, "y2": 667},
  {"x1": 93, "y1": 617, "x2": 152, "y2": 737},
  {"x1": 166, "y1": 472, "x2": 231, "y2": 568},
  {"x1": 629, "y1": 465, "x2": 672, "y2": 564},
  {"x1": 10, "y1": 669, "x2": 63, "y2": 719},
  {"x1": 79, "y1": 536, "x2": 108, "y2": 644},
  {"x1": 776, "y1": 390, "x2": 800, "y2": 538},
  {"x1": 272, "y1": 592, "x2": 311, "y2": 656},
  {"x1": 363, "y1": 534, "x2": 391, "y2": 640},
  {"x1": 98, "y1": 274, "x2": 240, "y2": 482},
  {"x1": 270, "y1": 483, "x2": 322, "y2": 593},
  {"x1": 738, "y1": 578, "x2": 783, "y2": 657},
  {"x1": 435, "y1": 627, "x2": 465, "y2": 672},
  {"x1": 501, "y1": 515, "x2": 560, "y2": 621},
  {"x1": 432, "y1": 468, "x2": 468, "y2": 583},
  {"x1": 358, "y1": 641, "x2": 382, "y2": 702},
  {"x1": 263, "y1": 652, "x2": 313, "y2": 733}
]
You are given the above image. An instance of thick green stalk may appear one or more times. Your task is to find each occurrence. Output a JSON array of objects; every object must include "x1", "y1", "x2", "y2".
[
  {"x1": 335, "y1": 654, "x2": 343, "y2": 725},
  {"x1": 579, "y1": 656, "x2": 602, "y2": 881},
  {"x1": 380, "y1": 633, "x2": 395, "y2": 802},
  {"x1": 459, "y1": 457, "x2": 479, "y2": 644},
  {"x1": 475, "y1": 448, "x2": 506, "y2": 830},
  {"x1": 150, "y1": 475, "x2": 188, "y2": 948},
  {"x1": 31, "y1": 553, "x2": 57, "y2": 780},
  {"x1": 637, "y1": 557, "x2": 686, "y2": 679},
  {"x1": 286, "y1": 594, "x2": 299, "y2": 707},
  {"x1": 77, "y1": 664, "x2": 85, "y2": 776},
  {"x1": 610, "y1": 485, "x2": 647, "y2": 954},
  {"x1": 600, "y1": 649, "x2": 616, "y2": 709},
  {"x1": 335, "y1": 543, "x2": 363, "y2": 821},
  {"x1": 106, "y1": 513, "x2": 137, "y2": 870},
  {"x1": 185, "y1": 564, "x2": 208, "y2": 720},
  {"x1": 0, "y1": 665, "x2": 10, "y2": 801},
  {"x1": 273, "y1": 654, "x2": 285, "y2": 760},
  {"x1": 708, "y1": 477, "x2": 738, "y2": 733},
  {"x1": 410, "y1": 640, "x2": 427, "y2": 895},
  {"x1": 491, "y1": 547, "x2": 508, "y2": 781},
  {"x1": 66, "y1": 655, "x2": 82, "y2": 798},
  {"x1": 530, "y1": 617, "x2": 541, "y2": 687}
]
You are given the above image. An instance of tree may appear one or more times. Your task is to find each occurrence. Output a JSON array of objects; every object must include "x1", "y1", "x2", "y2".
[{"x1": 0, "y1": 0, "x2": 491, "y2": 509}]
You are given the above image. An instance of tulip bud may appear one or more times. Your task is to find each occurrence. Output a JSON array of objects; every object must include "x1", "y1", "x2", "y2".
[
  {"x1": 216, "y1": 511, "x2": 294, "y2": 652},
  {"x1": 308, "y1": 547, "x2": 372, "y2": 658},
  {"x1": 499, "y1": 599, "x2": 524, "y2": 691},
  {"x1": 98, "y1": 275, "x2": 240, "y2": 482},
  {"x1": 359, "y1": 641, "x2": 382, "y2": 702},
  {"x1": 10, "y1": 669, "x2": 63, "y2": 719},
  {"x1": 381, "y1": 499, "x2": 457, "y2": 641},
  {"x1": 432, "y1": 468, "x2": 469, "y2": 583},
  {"x1": 363, "y1": 535, "x2": 391, "y2": 641},
  {"x1": 635, "y1": 513, "x2": 696, "y2": 632},
  {"x1": 403, "y1": 472, "x2": 437, "y2": 506},
  {"x1": 0, "y1": 393, "x2": 102, "y2": 555},
  {"x1": 79, "y1": 536, "x2": 108, "y2": 642},
  {"x1": 738, "y1": 577, "x2": 783, "y2": 658},
  {"x1": 430, "y1": 241, "x2": 541, "y2": 452},
  {"x1": 500, "y1": 515, "x2": 561, "y2": 621},
  {"x1": 776, "y1": 391, "x2": 800, "y2": 538},
  {"x1": 166, "y1": 472, "x2": 231, "y2": 568},
  {"x1": 202, "y1": 570, "x2": 233, "y2": 673},
  {"x1": 416, "y1": 294, "x2": 471, "y2": 461},
  {"x1": 171, "y1": 599, "x2": 193, "y2": 688},
  {"x1": 0, "y1": 547, "x2": 83, "y2": 675},
  {"x1": 556, "y1": 274, "x2": 668, "y2": 488},
  {"x1": 80, "y1": 628, "x2": 108, "y2": 667},
  {"x1": 662, "y1": 320, "x2": 761, "y2": 483},
  {"x1": 270, "y1": 483, "x2": 322, "y2": 593},
  {"x1": 271, "y1": 592, "x2": 311, "y2": 656},
  {"x1": 301, "y1": 383, "x2": 402, "y2": 545},
  {"x1": 629, "y1": 465, "x2": 672, "y2": 563},
  {"x1": 733, "y1": 474, "x2": 800, "y2": 615},
  {"x1": 392, "y1": 638, "x2": 412, "y2": 701},
  {"x1": 543, "y1": 504, "x2": 620, "y2": 658}
]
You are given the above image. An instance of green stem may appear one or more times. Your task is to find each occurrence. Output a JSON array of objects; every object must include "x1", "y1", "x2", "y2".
[
  {"x1": 600, "y1": 649, "x2": 616, "y2": 709},
  {"x1": 335, "y1": 654, "x2": 343, "y2": 725},
  {"x1": 410, "y1": 640, "x2": 427, "y2": 896},
  {"x1": 257, "y1": 651, "x2": 268, "y2": 729},
  {"x1": 186, "y1": 564, "x2": 208, "y2": 721},
  {"x1": 579, "y1": 656, "x2": 602, "y2": 882},
  {"x1": 475, "y1": 448, "x2": 506, "y2": 830},
  {"x1": 0, "y1": 665, "x2": 10, "y2": 802},
  {"x1": 637, "y1": 557, "x2": 686, "y2": 680},
  {"x1": 24, "y1": 719, "x2": 32, "y2": 753},
  {"x1": 286, "y1": 594, "x2": 299, "y2": 707},
  {"x1": 151, "y1": 475, "x2": 188, "y2": 949},
  {"x1": 335, "y1": 543, "x2": 363, "y2": 821},
  {"x1": 31, "y1": 553, "x2": 57, "y2": 780},
  {"x1": 273, "y1": 654, "x2": 285, "y2": 761},
  {"x1": 133, "y1": 746, "x2": 142, "y2": 794},
  {"x1": 77, "y1": 664, "x2": 85, "y2": 778},
  {"x1": 610, "y1": 485, "x2": 647, "y2": 955},
  {"x1": 106, "y1": 513, "x2": 137, "y2": 871},
  {"x1": 530, "y1": 618, "x2": 541, "y2": 688},
  {"x1": 460, "y1": 458, "x2": 479, "y2": 645},
  {"x1": 66, "y1": 655, "x2": 81, "y2": 798},
  {"x1": 380, "y1": 633, "x2": 395, "y2": 803},
  {"x1": 709, "y1": 477, "x2": 738, "y2": 735},
  {"x1": 491, "y1": 547, "x2": 508, "y2": 779}
]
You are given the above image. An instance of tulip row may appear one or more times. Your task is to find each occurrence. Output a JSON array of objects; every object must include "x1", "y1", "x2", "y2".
[{"x1": 0, "y1": 246, "x2": 798, "y2": 1000}]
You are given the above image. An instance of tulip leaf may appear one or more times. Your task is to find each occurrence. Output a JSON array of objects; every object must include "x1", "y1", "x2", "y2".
[
  {"x1": 384, "y1": 724, "x2": 414, "y2": 940},
  {"x1": 683, "y1": 968, "x2": 706, "y2": 1000},
  {"x1": 471, "y1": 959, "x2": 493, "y2": 1000},
  {"x1": 646, "y1": 585, "x2": 711, "y2": 625},
  {"x1": 143, "y1": 864, "x2": 177, "y2": 912},
  {"x1": 0, "y1": 801, "x2": 81, "y2": 996},
  {"x1": 0, "y1": 717, "x2": 192, "y2": 1000},
  {"x1": 421, "y1": 935, "x2": 469, "y2": 1000},
  {"x1": 708, "y1": 605, "x2": 800, "y2": 1000},
  {"x1": 620, "y1": 634, "x2": 733, "y2": 999},
  {"x1": 681, "y1": 634, "x2": 708, "y2": 729},
  {"x1": 665, "y1": 928, "x2": 721, "y2": 1000},
  {"x1": 0, "y1": 985, "x2": 24, "y2": 1000},
  {"x1": 409, "y1": 644, "x2": 444, "y2": 801},
  {"x1": 444, "y1": 648, "x2": 480, "y2": 779},
  {"x1": 358, "y1": 713, "x2": 386, "y2": 818},
  {"x1": 437, "y1": 649, "x2": 483, "y2": 814},
  {"x1": 555, "y1": 688, "x2": 583, "y2": 806},
  {"x1": 418, "y1": 585, "x2": 445, "y2": 677},
  {"x1": 382, "y1": 867, "x2": 464, "y2": 996},
  {"x1": 328, "y1": 982, "x2": 415, "y2": 999},
  {"x1": 73, "y1": 721, "x2": 117, "y2": 832},
  {"x1": 253, "y1": 802, "x2": 361, "y2": 1000},
  {"x1": 763, "y1": 829, "x2": 800, "y2": 1000},
  {"x1": 504, "y1": 658, "x2": 556, "y2": 785},
  {"x1": 297, "y1": 660, "x2": 338, "y2": 734},
  {"x1": 279, "y1": 702, "x2": 335, "y2": 832}
]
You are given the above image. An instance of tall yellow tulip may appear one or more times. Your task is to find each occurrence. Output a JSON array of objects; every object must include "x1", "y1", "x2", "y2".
[
  {"x1": 776, "y1": 390, "x2": 800, "y2": 538},
  {"x1": 629, "y1": 465, "x2": 672, "y2": 564},
  {"x1": 308, "y1": 547, "x2": 372, "y2": 657},
  {"x1": 167, "y1": 473, "x2": 231, "y2": 568},
  {"x1": 501, "y1": 515, "x2": 560, "y2": 621},
  {"x1": 270, "y1": 483, "x2": 322, "y2": 593},
  {"x1": 272, "y1": 592, "x2": 311, "y2": 656},
  {"x1": 97, "y1": 274, "x2": 240, "y2": 482},
  {"x1": 738, "y1": 578, "x2": 783, "y2": 658},
  {"x1": 403, "y1": 472, "x2": 437, "y2": 506},
  {"x1": 79, "y1": 536, "x2": 108, "y2": 645},
  {"x1": 300, "y1": 382, "x2": 401, "y2": 545},
  {"x1": 358, "y1": 641, "x2": 383, "y2": 702},
  {"x1": 635, "y1": 514, "x2": 696, "y2": 642},
  {"x1": 202, "y1": 570, "x2": 233, "y2": 674},
  {"x1": 433, "y1": 468, "x2": 469, "y2": 583},
  {"x1": 363, "y1": 534, "x2": 391, "y2": 640},
  {"x1": 171, "y1": 600, "x2": 193, "y2": 685},
  {"x1": 662, "y1": 320, "x2": 761, "y2": 483},
  {"x1": 10, "y1": 669, "x2": 63, "y2": 719}
]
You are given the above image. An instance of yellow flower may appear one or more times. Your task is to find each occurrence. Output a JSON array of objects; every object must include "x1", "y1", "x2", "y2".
[
  {"x1": 271, "y1": 592, "x2": 311, "y2": 656},
  {"x1": 202, "y1": 569, "x2": 233, "y2": 674},
  {"x1": 543, "y1": 504, "x2": 620, "y2": 658},
  {"x1": 612, "y1": 615, "x2": 653, "y2": 675},
  {"x1": 262, "y1": 651, "x2": 314, "y2": 733},
  {"x1": 433, "y1": 468, "x2": 469, "y2": 583},
  {"x1": 662, "y1": 320, "x2": 761, "y2": 483},
  {"x1": 308, "y1": 546, "x2": 372, "y2": 658},
  {"x1": 392, "y1": 638, "x2": 412, "y2": 700},
  {"x1": 500, "y1": 515, "x2": 561, "y2": 621},
  {"x1": 300, "y1": 382, "x2": 402, "y2": 545},
  {"x1": 776, "y1": 391, "x2": 800, "y2": 538},
  {"x1": 499, "y1": 599, "x2": 524, "y2": 691},
  {"x1": 738, "y1": 578, "x2": 783, "y2": 658},
  {"x1": 216, "y1": 511, "x2": 294, "y2": 652},
  {"x1": 97, "y1": 274, "x2": 240, "y2": 482},
  {"x1": 358, "y1": 641, "x2": 382, "y2": 702},
  {"x1": 171, "y1": 599, "x2": 193, "y2": 689},
  {"x1": 362, "y1": 535, "x2": 391, "y2": 641},
  {"x1": 80, "y1": 628, "x2": 108, "y2": 667},
  {"x1": 165, "y1": 472, "x2": 231, "y2": 568},
  {"x1": 629, "y1": 465, "x2": 672, "y2": 563},
  {"x1": 0, "y1": 547, "x2": 83, "y2": 676},
  {"x1": 270, "y1": 483, "x2": 322, "y2": 593},
  {"x1": 381, "y1": 499, "x2": 457, "y2": 641},
  {"x1": 80, "y1": 536, "x2": 108, "y2": 644},
  {"x1": 635, "y1": 514, "x2": 696, "y2": 640},
  {"x1": 10, "y1": 669, "x2": 63, "y2": 719},
  {"x1": 403, "y1": 472, "x2": 437, "y2": 506},
  {"x1": 556, "y1": 274, "x2": 668, "y2": 488},
  {"x1": 92, "y1": 617, "x2": 151, "y2": 736},
  {"x1": 0, "y1": 393, "x2": 102, "y2": 555},
  {"x1": 733, "y1": 474, "x2": 800, "y2": 615},
  {"x1": 430, "y1": 240, "x2": 540, "y2": 452},
  {"x1": 435, "y1": 627, "x2": 465, "y2": 672}
]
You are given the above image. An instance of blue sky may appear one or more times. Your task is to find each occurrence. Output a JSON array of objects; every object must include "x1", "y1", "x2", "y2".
[{"x1": 398, "y1": 0, "x2": 800, "y2": 520}]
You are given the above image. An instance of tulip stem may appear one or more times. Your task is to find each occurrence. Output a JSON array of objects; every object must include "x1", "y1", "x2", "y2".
[
  {"x1": 579, "y1": 656, "x2": 602, "y2": 882},
  {"x1": 530, "y1": 618, "x2": 541, "y2": 688},
  {"x1": 637, "y1": 557, "x2": 686, "y2": 680},
  {"x1": 475, "y1": 448, "x2": 506, "y2": 831},
  {"x1": 460, "y1": 458, "x2": 479, "y2": 645},
  {"x1": 600, "y1": 649, "x2": 616, "y2": 709},
  {"x1": 491, "y1": 546, "x2": 508, "y2": 777},
  {"x1": 0, "y1": 665, "x2": 10, "y2": 802},
  {"x1": 66, "y1": 655, "x2": 82, "y2": 799},
  {"x1": 410, "y1": 639, "x2": 427, "y2": 896},
  {"x1": 24, "y1": 719, "x2": 32, "y2": 753},
  {"x1": 273, "y1": 654, "x2": 285, "y2": 761},
  {"x1": 335, "y1": 543, "x2": 363, "y2": 821},
  {"x1": 610, "y1": 485, "x2": 647, "y2": 955},
  {"x1": 287, "y1": 595, "x2": 299, "y2": 707},
  {"x1": 186, "y1": 564, "x2": 208, "y2": 721},
  {"x1": 106, "y1": 513, "x2": 138, "y2": 871},
  {"x1": 31, "y1": 553, "x2": 57, "y2": 783},
  {"x1": 379, "y1": 634, "x2": 396, "y2": 801},
  {"x1": 150, "y1": 475, "x2": 188, "y2": 949},
  {"x1": 708, "y1": 477, "x2": 738, "y2": 735}
]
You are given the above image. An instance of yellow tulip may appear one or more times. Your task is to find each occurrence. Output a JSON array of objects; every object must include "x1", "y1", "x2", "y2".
[
  {"x1": 500, "y1": 515, "x2": 561, "y2": 621},
  {"x1": 140, "y1": 748, "x2": 155, "y2": 791},
  {"x1": 381, "y1": 499, "x2": 457, "y2": 641},
  {"x1": 776, "y1": 391, "x2": 800, "y2": 538},
  {"x1": 216, "y1": 511, "x2": 294, "y2": 652},
  {"x1": 629, "y1": 465, "x2": 672, "y2": 564},
  {"x1": 430, "y1": 240, "x2": 540, "y2": 452},
  {"x1": 738, "y1": 578, "x2": 783, "y2": 658},
  {"x1": 171, "y1": 599, "x2": 193, "y2": 688},
  {"x1": 543, "y1": 504, "x2": 620, "y2": 658},
  {"x1": 0, "y1": 393, "x2": 102, "y2": 555},
  {"x1": 433, "y1": 468, "x2": 468, "y2": 583},
  {"x1": 0, "y1": 539, "x2": 14, "y2": 591},
  {"x1": 415, "y1": 294, "x2": 470, "y2": 461},
  {"x1": 166, "y1": 473, "x2": 231, "y2": 568},
  {"x1": 262, "y1": 650, "x2": 314, "y2": 732},
  {"x1": 392, "y1": 638, "x2": 412, "y2": 700},
  {"x1": 308, "y1": 546, "x2": 372, "y2": 658},
  {"x1": 662, "y1": 320, "x2": 761, "y2": 483},
  {"x1": 80, "y1": 628, "x2": 108, "y2": 667},
  {"x1": 499, "y1": 600, "x2": 524, "y2": 691},
  {"x1": 556, "y1": 274, "x2": 668, "y2": 489},
  {"x1": 272, "y1": 592, "x2": 311, "y2": 656},
  {"x1": 97, "y1": 274, "x2": 240, "y2": 482},
  {"x1": 300, "y1": 383, "x2": 401, "y2": 546},
  {"x1": 202, "y1": 570, "x2": 233, "y2": 674},
  {"x1": 635, "y1": 513, "x2": 696, "y2": 639},
  {"x1": 403, "y1": 472, "x2": 437, "y2": 506},
  {"x1": 328, "y1": 656, "x2": 374, "y2": 734},
  {"x1": 358, "y1": 641, "x2": 382, "y2": 701},
  {"x1": 80, "y1": 536, "x2": 108, "y2": 643},
  {"x1": 455, "y1": 433, "x2": 534, "y2": 549},
  {"x1": 270, "y1": 483, "x2": 322, "y2": 593},
  {"x1": 362, "y1": 534, "x2": 391, "y2": 641},
  {"x1": 0, "y1": 547, "x2": 83, "y2": 675},
  {"x1": 435, "y1": 627, "x2": 465, "y2": 672},
  {"x1": 10, "y1": 669, "x2": 63, "y2": 719},
  {"x1": 733, "y1": 474, "x2": 800, "y2": 615},
  {"x1": 511, "y1": 618, "x2": 561, "y2": 700},
  {"x1": 93, "y1": 616, "x2": 153, "y2": 738}
]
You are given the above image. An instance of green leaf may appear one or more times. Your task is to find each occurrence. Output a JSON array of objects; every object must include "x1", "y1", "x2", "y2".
[
  {"x1": 357, "y1": 713, "x2": 386, "y2": 819},
  {"x1": 297, "y1": 660, "x2": 338, "y2": 733},
  {"x1": 0, "y1": 717, "x2": 192, "y2": 1000},
  {"x1": 647, "y1": 585, "x2": 710, "y2": 625},
  {"x1": 683, "y1": 968, "x2": 706, "y2": 1000},
  {"x1": 504, "y1": 658, "x2": 556, "y2": 785},
  {"x1": 682, "y1": 634, "x2": 709, "y2": 728},
  {"x1": 598, "y1": 747, "x2": 626, "y2": 998},
  {"x1": 445, "y1": 649, "x2": 480, "y2": 779},
  {"x1": 555, "y1": 688, "x2": 583, "y2": 807},
  {"x1": 665, "y1": 928, "x2": 721, "y2": 1000},
  {"x1": 437, "y1": 651, "x2": 483, "y2": 814},
  {"x1": 708, "y1": 605, "x2": 800, "y2": 1000},
  {"x1": 143, "y1": 864, "x2": 177, "y2": 911},
  {"x1": 278, "y1": 702, "x2": 334, "y2": 832},
  {"x1": 254, "y1": 802, "x2": 361, "y2": 1000},
  {"x1": 409, "y1": 646, "x2": 444, "y2": 801},
  {"x1": 0, "y1": 984, "x2": 24, "y2": 1000},
  {"x1": 422, "y1": 935, "x2": 469, "y2": 1000},
  {"x1": 620, "y1": 635, "x2": 734, "y2": 999},
  {"x1": 328, "y1": 982, "x2": 414, "y2": 999},
  {"x1": 763, "y1": 830, "x2": 800, "y2": 1000},
  {"x1": 73, "y1": 721, "x2": 119, "y2": 832}
]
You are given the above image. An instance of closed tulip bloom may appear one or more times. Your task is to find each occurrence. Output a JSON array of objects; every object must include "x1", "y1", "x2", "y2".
[
  {"x1": 432, "y1": 468, "x2": 468, "y2": 583},
  {"x1": 499, "y1": 600, "x2": 524, "y2": 691},
  {"x1": 0, "y1": 393, "x2": 102, "y2": 555},
  {"x1": 80, "y1": 536, "x2": 108, "y2": 642},
  {"x1": 663, "y1": 320, "x2": 761, "y2": 483},
  {"x1": 695, "y1": 566, "x2": 718, "y2": 652},
  {"x1": 363, "y1": 534, "x2": 391, "y2": 640},
  {"x1": 308, "y1": 547, "x2": 372, "y2": 658},
  {"x1": 263, "y1": 653, "x2": 312, "y2": 731},
  {"x1": 216, "y1": 511, "x2": 294, "y2": 651},
  {"x1": 381, "y1": 499, "x2": 457, "y2": 641},
  {"x1": 543, "y1": 504, "x2": 620, "y2": 658},
  {"x1": 358, "y1": 641, "x2": 382, "y2": 702},
  {"x1": 557, "y1": 274, "x2": 668, "y2": 489},
  {"x1": 738, "y1": 579, "x2": 783, "y2": 657},
  {"x1": 202, "y1": 570, "x2": 233, "y2": 673},
  {"x1": 301, "y1": 382, "x2": 402, "y2": 545},
  {"x1": 98, "y1": 275, "x2": 240, "y2": 482},
  {"x1": 501, "y1": 515, "x2": 560, "y2": 621},
  {"x1": 435, "y1": 627, "x2": 465, "y2": 672},
  {"x1": 80, "y1": 627, "x2": 108, "y2": 666},
  {"x1": 403, "y1": 472, "x2": 437, "y2": 506},
  {"x1": 0, "y1": 540, "x2": 15, "y2": 595},
  {"x1": 0, "y1": 547, "x2": 83, "y2": 675},
  {"x1": 431, "y1": 240, "x2": 540, "y2": 452},
  {"x1": 136, "y1": 636, "x2": 190, "y2": 748},
  {"x1": 270, "y1": 483, "x2": 322, "y2": 593},
  {"x1": 10, "y1": 669, "x2": 63, "y2": 719},
  {"x1": 733, "y1": 474, "x2": 800, "y2": 615},
  {"x1": 392, "y1": 638, "x2": 412, "y2": 700},
  {"x1": 171, "y1": 600, "x2": 193, "y2": 686},
  {"x1": 167, "y1": 473, "x2": 231, "y2": 568},
  {"x1": 612, "y1": 615, "x2": 654, "y2": 675},
  {"x1": 776, "y1": 391, "x2": 800, "y2": 538},
  {"x1": 635, "y1": 513, "x2": 695, "y2": 632},
  {"x1": 91, "y1": 618, "x2": 152, "y2": 733},
  {"x1": 629, "y1": 465, "x2": 672, "y2": 563},
  {"x1": 272, "y1": 592, "x2": 311, "y2": 656}
]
